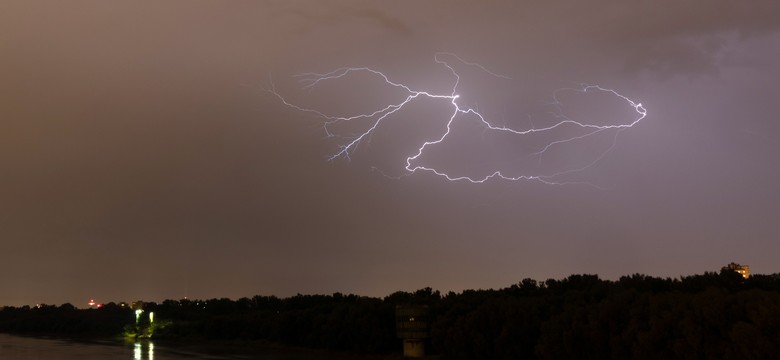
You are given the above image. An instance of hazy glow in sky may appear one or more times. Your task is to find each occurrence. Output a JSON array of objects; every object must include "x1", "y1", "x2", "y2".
[{"x1": 1, "y1": 1, "x2": 780, "y2": 306}]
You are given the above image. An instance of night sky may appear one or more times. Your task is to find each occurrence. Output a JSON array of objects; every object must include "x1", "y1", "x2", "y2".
[{"x1": 3, "y1": 1, "x2": 780, "y2": 307}]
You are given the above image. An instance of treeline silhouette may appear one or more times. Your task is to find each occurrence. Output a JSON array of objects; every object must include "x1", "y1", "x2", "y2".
[
  {"x1": 0, "y1": 302, "x2": 131, "y2": 336},
  {"x1": 2, "y1": 269, "x2": 780, "y2": 358}
]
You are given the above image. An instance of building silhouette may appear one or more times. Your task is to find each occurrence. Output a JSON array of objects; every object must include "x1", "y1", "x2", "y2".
[
  {"x1": 396, "y1": 305, "x2": 429, "y2": 357},
  {"x1": 724, "y1": 262, "x2": 750, "y2": 279}
]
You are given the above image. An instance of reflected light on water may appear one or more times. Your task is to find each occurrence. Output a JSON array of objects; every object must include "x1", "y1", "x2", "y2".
[
  {"x1": 0, "y1": 334, "x2": 352, "y2": 359},
  {"x1": 133, "y1": 341, "x2": 154, "y2": 360}
]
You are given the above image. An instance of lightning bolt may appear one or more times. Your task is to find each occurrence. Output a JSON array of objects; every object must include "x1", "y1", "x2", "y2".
[{"x1": 268, "y1": 53, "x2": 647, "y2": 186}]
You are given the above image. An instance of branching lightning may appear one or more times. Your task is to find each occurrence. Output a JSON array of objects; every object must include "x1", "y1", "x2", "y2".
[{"x1": 268, "y1": 53, "x2": 646, "y2": 186}]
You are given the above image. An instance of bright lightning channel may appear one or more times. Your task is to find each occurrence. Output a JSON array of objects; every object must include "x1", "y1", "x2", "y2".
[{"x1": 268, "y1": 53, "x2": 647, "y2": 186}]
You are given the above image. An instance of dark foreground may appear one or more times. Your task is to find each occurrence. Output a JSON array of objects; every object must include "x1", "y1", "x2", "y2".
[
  {"x1": 0, "y1": 333, "x2": 402, "y2": 359},
  {"x1": 2, "y1": 269, "x2": 779, "y2": 359}
]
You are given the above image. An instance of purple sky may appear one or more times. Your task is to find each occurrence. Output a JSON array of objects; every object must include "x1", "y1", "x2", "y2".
[{"x1": 2, "y1": 1, "x2": 780, "y2": 306}]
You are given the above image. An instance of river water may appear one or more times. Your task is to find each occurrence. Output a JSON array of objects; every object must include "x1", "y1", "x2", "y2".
[{"x1": 0, "y1": 334, "x2": 373, "y2": 359}]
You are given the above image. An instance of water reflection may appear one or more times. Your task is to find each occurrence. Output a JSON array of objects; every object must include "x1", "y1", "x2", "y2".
[
  {"x1": 0, "y1": 333, "x2": 361, "y2": 359},
  {"x1": 133, "y1": 341, "x2": 154, "y2": 360},
  {"x1": 0, "y1": 334, "x2": 168, "y2": 360}
]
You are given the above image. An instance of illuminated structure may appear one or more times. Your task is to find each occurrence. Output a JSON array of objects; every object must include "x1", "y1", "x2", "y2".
[
  {"x1": 725, "y1": 262, "x2": 750, "y2": 279},
  {"x1": 396, "y1": 305, "x2": 429, "y2": 358}
]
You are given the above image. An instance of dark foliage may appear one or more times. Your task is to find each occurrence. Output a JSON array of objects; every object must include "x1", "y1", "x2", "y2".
[
  {"x1": 0, "y1": 302, "x2": 133, "y2": 335},
  {"x1": 2, "y1": 271, "x2": 779, "y2": 358}
]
